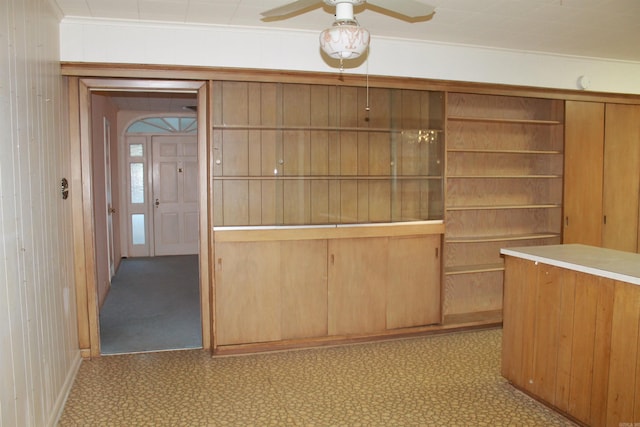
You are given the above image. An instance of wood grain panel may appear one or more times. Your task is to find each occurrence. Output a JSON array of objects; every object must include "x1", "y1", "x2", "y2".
[
  {"x1": 444, "y1": 271, "x2": 503, "y2": 315},
  {"x1": 501, "y1": 257, "x2": 536, "y2": 387},
  {"x1": 339, "y1": 86, "x2": 359, "y2": 127},
  {"x1": 221, "y1": 129, "x2": 249, "y2": 176},
  {"x1": 387, "y1": 235, "x2": 441, "y2": 329},
  {"x1": 400, "y1": 89, "x2": 423, "y2": 130},
  {"x1": 283, "y1": 179, "x2": 310, "y2": 225},
  {"x1": 553, "y1": 268, "x2": 576, "y2": 413},
  {"x1": 221, "y1": 81, "x2": 249, "y2": 125},
  {"x1": 448, "y1": 93, "x2": 563, "y2": 121},
  {"x1": 447, "y1": 152, "x2": 563, "y2": 176},
  {"x1": 310, "y1": 180, "x2": 330, "y2": 224},
  {"x1": 602, "y1": 103, "x2": 640, "y2": 252},
  {"x1": 328, "y1": 238, "x2": 388, "y2": 335},
  {"x1": 366, "y1": 87, "x2": 392, "y2": 128},
  {"x1": 222, "y1": 180, "x2": 249, "y2": 225},
  {"x1": 340, "y1": 131, "x2": 358, "y2": 175},
  {"x1": 606, "y1": 281, "x2": 640, "y2": 426},
  {"x1": 310, "y1": 131, "x2": 329, "y2": 175},
  {"x1": 248, "y1": 130, "x2": 261, "y2": 176},
  {"x1": 368, "y1": 133, "x2": 390, "y2": 175},
  {"x1": 567, "y1": 272, "x2": 599, "y2": 424},
  {"x1": 310, "y1": 85, "x2": 330, "y2": 126},
  {"x1": 357, "y1": 181, "x2": 370, "y2": 222},
  {"x1": 589, "y1": 277, "x2": 614, "y2": 427},
  {"x1": 447, "y1": 121, "x2": 562, "y2": 152},
  {"x1": 445, "y1": 208, "x2": 561, "y2": 238},
  {"x1": 532, "y1": 264, "x2": 562, "y2": 404},
  {"x1": 281, "y1": 240, "x2": 328, "y2": 339},
  {"x1": 339, "y1": 180, "x2": 358, "y2": 223},
  {"x1": 283, "y1": 130, "x2": 310, "y2": 176},
  {"x1": 260, "y1": 130, "x2": 278, "y2": 176},
  {"x1": 261, "y1": 180, "x2": 277, "y2": 225},
  {"x1": 283, "y1": 84, "x2": 311, "y2": 126},
  {"x1": 563, "y1": 101, "x2": 604, "y2": 245},
  {"x1": 368, "y1": 180, "x2": 391, "y2": 223},
  {"x1": 215, "y1": 241, "x2": 281, "y2": 345},
  {"x1": 446, "y1": 177, "x2": 563, "y2": 207}
]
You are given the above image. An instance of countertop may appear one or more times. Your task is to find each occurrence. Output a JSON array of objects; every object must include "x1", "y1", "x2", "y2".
[{"x1": 500, "y1": 244, "x2": 640, "y2": 286}]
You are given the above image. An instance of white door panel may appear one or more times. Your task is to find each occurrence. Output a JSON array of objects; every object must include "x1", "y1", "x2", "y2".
[{"x1": 152, "y1": 135, "x2": 199, "y2": 255}]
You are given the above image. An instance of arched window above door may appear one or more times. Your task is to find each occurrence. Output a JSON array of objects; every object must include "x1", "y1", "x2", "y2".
[{"x1": 127, "y1": 117, "x2": 197, "y2": 134}]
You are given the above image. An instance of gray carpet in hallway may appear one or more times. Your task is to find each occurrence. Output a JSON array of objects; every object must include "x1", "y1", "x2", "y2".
[{"x1": 99, "y1": 255, "x2": 202, "y2": 355}]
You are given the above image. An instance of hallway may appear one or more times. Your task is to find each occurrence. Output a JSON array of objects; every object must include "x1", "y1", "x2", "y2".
[{"x1": 99, "y1": 255, "x2": 202, "y2": 354}]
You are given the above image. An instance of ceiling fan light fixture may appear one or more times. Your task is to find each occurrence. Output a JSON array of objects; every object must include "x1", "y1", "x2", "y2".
[{"x1": 319, "y1": 20, "x2": 370, "y2": 59}]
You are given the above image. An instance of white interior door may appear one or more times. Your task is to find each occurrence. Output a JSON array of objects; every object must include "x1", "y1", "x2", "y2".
[
  {"x1": 104, "y1": 118, "x2": 116, "y2": 277},
  {"x1": 152, "y1": 135, "x2": 199, "y2": 255}
]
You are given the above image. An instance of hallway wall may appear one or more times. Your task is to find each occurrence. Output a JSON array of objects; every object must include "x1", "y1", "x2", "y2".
[{"x1": 0, "y1": 0, "x2": 80, "y2": 426}]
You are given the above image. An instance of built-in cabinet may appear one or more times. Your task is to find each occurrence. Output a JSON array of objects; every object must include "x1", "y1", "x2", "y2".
[
  {"x1": 502, "y1": 246, "x2": 640, "y2": 427},
  {"x1": 212, "y1": 81, "x2": 445, "y2": 351},
  {"x1": 211, "y1": 81, "x2": 444, "y2": 227},
  {"x1": 214, "y1": 229, "x2": 442, "y2": 347},
  {"x1": 444, "y1": 93, "x2": 564, "y2": 321},
  {"x1": 209, "y1": 79, "x2": 640, "y2": 353},
  {"x1": 564, "y1": 101, "x2": 640, "y2": 252}
]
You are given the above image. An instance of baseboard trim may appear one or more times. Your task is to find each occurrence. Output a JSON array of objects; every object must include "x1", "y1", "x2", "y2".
[{"x1": 48, "y1": 350, "x2": 82, "y2": 427}]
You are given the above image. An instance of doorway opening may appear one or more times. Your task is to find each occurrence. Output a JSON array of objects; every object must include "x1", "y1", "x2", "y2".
[
  {"x1": 98, "y1": 105, "x2": 201, "y2": 354},
  {"x1": 72, "y1": 78, "x2": 211, "y2": 357}
]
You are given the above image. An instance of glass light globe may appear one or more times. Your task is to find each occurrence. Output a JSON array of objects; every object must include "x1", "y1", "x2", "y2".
[{"x1": 319, "y1": 20, "x2": 370, "y2": 60}]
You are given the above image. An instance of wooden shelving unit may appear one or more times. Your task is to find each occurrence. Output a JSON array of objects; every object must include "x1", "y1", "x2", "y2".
[
  {"x1": 211, "y1": 81, "x2": 445, "y2": 227},
  {"x1": 211, "y1": 81, "x2": 448, "y2": 350},
  {"x1": 443, "y1": 92, "x2": 564, "y2": 320}
]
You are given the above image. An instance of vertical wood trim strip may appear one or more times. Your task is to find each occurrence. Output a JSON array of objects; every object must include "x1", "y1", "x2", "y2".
[
  {"x1": 79, "y1": 79, "x2": 101, "y2": 358},
  {"x1": 197, "y1": 82, "x2": 211, "y2": 351},
  {"x1": 606, "y1": 281, "x2": 640, "y2": 426},
  {"x1": 69, "y1": 77, "x2": 91, "y2": 354}
]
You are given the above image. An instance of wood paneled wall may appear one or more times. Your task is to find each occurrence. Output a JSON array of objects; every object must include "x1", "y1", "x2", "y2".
[
  {"x1": 211, "y1": 81, "x2": 443, "y2": 227},
  {"x1": 0, "y1": 0, "x2": 80, "y2": 426}
]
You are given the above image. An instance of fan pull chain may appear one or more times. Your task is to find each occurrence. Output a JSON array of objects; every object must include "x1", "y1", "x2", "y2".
[{"x1": 365, "y1": 46, "x2": 370, "y2": 121}]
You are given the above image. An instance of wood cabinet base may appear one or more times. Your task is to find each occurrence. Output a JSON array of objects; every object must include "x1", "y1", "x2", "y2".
[
  {"x1": 502, "y1": 254, "x2": 640, "y2": 427},
  {"x1": 213, "y1": 319, "x2": 502, "y2": 356}
]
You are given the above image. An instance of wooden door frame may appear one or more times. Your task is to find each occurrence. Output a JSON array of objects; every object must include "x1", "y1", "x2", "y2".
[{"x1": 69, "y1": 77, "x2": 211, "y2": 358}]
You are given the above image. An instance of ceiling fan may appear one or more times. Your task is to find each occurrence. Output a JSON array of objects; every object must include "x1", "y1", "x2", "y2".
[{"x1": 261, "y1": 0, "x2": 435, "y2": 61}]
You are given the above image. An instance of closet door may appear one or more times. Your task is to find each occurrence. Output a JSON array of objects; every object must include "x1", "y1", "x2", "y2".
[
  {"x1": 602, "y1": 104, "x2": 640, "y2": 252},
  {"x1": 563, "y1": 101, "x2": 605, "y2": 245}
]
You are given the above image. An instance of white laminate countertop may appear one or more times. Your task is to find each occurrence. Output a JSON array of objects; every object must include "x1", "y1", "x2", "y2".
[{"x1": 500, "y1": 244, "x2": 640, "y2": 286}]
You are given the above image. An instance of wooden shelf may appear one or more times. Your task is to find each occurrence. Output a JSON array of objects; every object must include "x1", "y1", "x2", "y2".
[
  {"x1": 213, "y1": 175, "x2": 443, "y2": 181},
  {"x1": 447, "y1": 175, "x2": 561, "y2": 179},
  {"x1": 447, "y1": 148, "x2": 562, "y2": 155},
  {"x1": 445, "y1": 263, "x2": 504, "y2": 275},
  {"x1": 446, "y1": 204, "x2": 561, "y2": 211},
  {"x1": 445, "y1": 232, "x2": 561, "y2": 243},
  {"x1": 212, "y1": 124, "x2": 445, "y2": 133},
  {"x1": 447, "y1": 116, "x2": 562, "y2": 125},
  {"x1": 443, "y1": 92, "x2": 564, "y2": 320}
]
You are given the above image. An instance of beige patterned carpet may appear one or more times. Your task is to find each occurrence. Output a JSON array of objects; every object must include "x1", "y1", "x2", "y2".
[{"x1": 59, "y1": 329, "x2": 576, "y2": 426}]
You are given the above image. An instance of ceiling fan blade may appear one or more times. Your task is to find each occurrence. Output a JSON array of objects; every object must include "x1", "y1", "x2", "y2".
[
  {"x1": 261, "y1": 0, "x2": 322, "y2": 18},
  {"x1": 366, "y1": 0, "x2": 435, "y2": 18}
]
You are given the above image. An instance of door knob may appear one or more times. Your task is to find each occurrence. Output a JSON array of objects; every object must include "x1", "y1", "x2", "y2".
[{"x1": 155, "y1": 198, "x2": 160, "y2": 207}]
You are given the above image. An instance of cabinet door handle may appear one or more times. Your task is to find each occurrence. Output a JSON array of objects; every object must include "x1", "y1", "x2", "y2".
[
  {"x1": 330, "y1": 254, "x2": 334, "y2": 265},
  {"x1": 565, "y1": 216, "x2": 569, "y2": 226}
]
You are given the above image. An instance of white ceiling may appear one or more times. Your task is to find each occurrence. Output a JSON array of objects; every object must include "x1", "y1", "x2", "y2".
[
  {"x1": 61, "y1": 0, "x2": 640, "y2": 111},
  {"x1": 54, "y1": 0, "x2": 640, "y2": 63}
]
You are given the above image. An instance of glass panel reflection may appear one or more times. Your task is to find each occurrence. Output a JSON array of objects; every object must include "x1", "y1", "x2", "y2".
[
  {"x1": 130, "y1": 163, "x2": 144, "y2": 204},
  {"x1": 131, "y1": 214, "x2": 145, "y2": 245}
]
